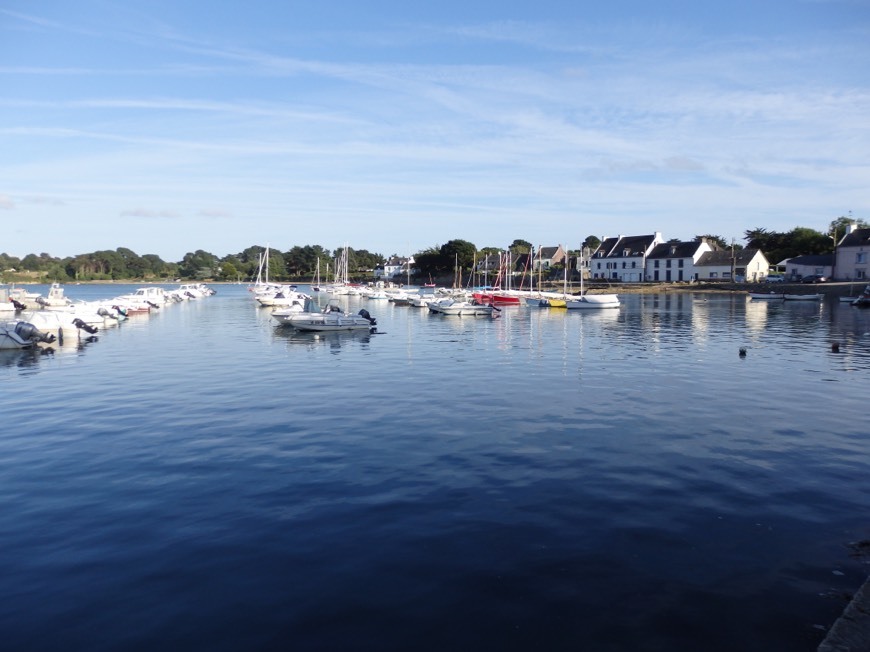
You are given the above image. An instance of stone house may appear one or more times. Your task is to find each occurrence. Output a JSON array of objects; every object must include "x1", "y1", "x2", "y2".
[{"x1": 534, "y1": 245, "x2": 568, "y2": 271}]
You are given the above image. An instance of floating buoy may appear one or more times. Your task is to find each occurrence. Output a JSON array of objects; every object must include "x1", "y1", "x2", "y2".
[
  {"x1": 739, "y1": 347, "x2": 747, "y2": 357},
  {"x1": 832, "y1": 342, "x2": 840, "y2": 353}
]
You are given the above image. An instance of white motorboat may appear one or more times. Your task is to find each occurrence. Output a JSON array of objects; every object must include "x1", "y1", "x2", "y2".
[
  {"x1": 427, "y1": 298, "x2": 496, "y2": 316},
  {"x1": 564, "y1": 294, "x2": 621, "y2": 309},
  {"x1": 1, "y1": 320, "x2": 57, "y2": 350},
  {"x1": 113, "y1": 287, "x2": 167, "y2": 312},
  {"x1": 256, "y1": 285, "x2": 309, "y2": 308},
  {"x1": 16, "y1": 309, "x2": 102, "y2": 341},
  {"x1": 35, "y1": 283, "x2": 75, "y2": 310},
  {"x1": 272, "y1": 298, "x2": 377, "y2": 332}
]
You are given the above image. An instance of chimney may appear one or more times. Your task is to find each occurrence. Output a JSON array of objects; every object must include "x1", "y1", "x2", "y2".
[{"x1": 848, "y1": 222, "x2": 859, "y2": 235}]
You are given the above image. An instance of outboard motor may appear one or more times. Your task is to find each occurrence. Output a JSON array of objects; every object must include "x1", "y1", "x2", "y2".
[
  {"x1": 10, "y1": 299, "x2": 26, "y2": 312},
  {"x1": 147, "y1": 301, "x2": 161, "y2": 310},
  {"x1": 14, "y1": 321, "x2": 57, "y2": 345},
  {"x1": 111, "y1": 305, "x2": 128, "y2": 320},
  {"x1": 185, "y1": 292, "x2": 196, "y2": 299},
  {"x1": 72, "y1": 318, "x2": 99, "y2": 335},
  {"x1": 358, "y1": 309, "x2": 377, "y2": 326}
]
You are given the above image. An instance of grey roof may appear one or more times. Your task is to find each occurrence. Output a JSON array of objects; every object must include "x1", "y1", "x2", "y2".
[
  {"x1": 539, "y1": 246, "x2": 564, "y2": 261},
  {"x1": 839, "y1": 228, "x2": 870, "y2": 248},
  {"x1": 784, "y1": 254, "x2": 834, "y2": 266},
  {"x1": 596, "y1": 234, "x2": 658, "y2": 258},
  {"x1": 647, "y1": 241, "x2": 702, "y2": 259},
  {"x1": 695, "y1": 248, "x2": 765, "y2": 267},
  {"x1": 593, "y1": 237, "x2": 620, "y2": 257}
]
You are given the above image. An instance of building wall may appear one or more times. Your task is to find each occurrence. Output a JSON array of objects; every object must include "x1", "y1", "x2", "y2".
[{"x1": 835, "y1": 246, "x2": 869, "y2": 281}]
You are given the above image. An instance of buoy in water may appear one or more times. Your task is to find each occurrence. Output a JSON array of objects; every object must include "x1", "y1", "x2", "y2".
[
  {"x1": 832, "y1": 342, "x2": 840, "y2": 353},
  {"x1": 739, "y1": 347, "x2": 747, "y2": 357}
]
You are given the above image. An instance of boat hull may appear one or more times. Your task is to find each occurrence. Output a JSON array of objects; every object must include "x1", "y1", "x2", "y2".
[
  {"x1": 564, "y1": 295, "x2": 620, "y2": 309},
  {"x1": 783, "y1": 294, "x2": 822, "y2": 301},
  {"x1": 281, "y1": 316, "x2": 373, "y2": 331},
  {"x1": 749, "y1": 292, "x2": 784, "y2": 300},
  {"x1": 472, "y1": 292, "x2": 521, "y2": 306}
]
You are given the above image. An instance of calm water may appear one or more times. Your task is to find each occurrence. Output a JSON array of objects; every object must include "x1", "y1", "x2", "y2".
[{"x1": 2, "y1": 284, "x2": 869, "y2": 651}]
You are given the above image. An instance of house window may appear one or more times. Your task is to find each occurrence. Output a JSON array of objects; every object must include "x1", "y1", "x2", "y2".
[
  {"x1": 710, "y1": 272, "x2": 718, "y2": 278},
  {"x1": 857, "y1": 269, "x2": 867, "y2": 279},
  {"x1": 632, "y1": 261, "x2": 636, "y2": 268},
  {"x1": 622, "y1": 262, "x2": 626, "y2": 269},
  {"x1": 723, "y1": 272, "x2": 731, "y2": 279},
  {"x1": 654, "y1": 260, "x2": 659, "y2": 268},
  {"x1": 596, "y1": 262, "x2": 601, "y2": 270},
  {"x1": 678, "y1": 259, "x2": 684, "y2": 268},
  {"x1": 666, "y1": 260, "x2": 671, "y2": 268},
  {"x1": 623, "y1": 248, "x2": 630, "y2": 256},
  {"x1": 856, "y1": 252, "x2": 867, "y2": 264}
]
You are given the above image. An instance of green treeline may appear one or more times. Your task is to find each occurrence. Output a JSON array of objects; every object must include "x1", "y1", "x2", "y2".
[{"x1": 1, "y1": 217, "x2": 863, "y2": 283}]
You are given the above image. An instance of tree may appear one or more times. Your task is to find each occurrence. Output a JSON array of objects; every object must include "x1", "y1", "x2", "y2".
[
  {"x1": 178, "y1": 250, "x2": 219, "y2": 279},
  {"x1": 829, "y1": 215, "x2": 869, "y2": 239},
  {"x1": 412, "y1": 245, "x2": 447, "y2": 277},
  {"x1": 220, "y1": 261, "x2": 239, "y2": 281},
  {"x1": 582, "y1": 235, "x2": 601, "y2": 251},
  {"x1": 508, "y1": 239, "x2": 531, "y2": 254},
  {"x1": 117, "y1": 247, "x2": 148, "y2": 278},
  {"x1": 440, "y1": 239, "x2": 477, "y2": 270}
]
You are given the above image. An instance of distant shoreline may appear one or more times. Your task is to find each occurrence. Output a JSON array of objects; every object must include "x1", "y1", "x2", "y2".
[{"x1": 6, "y1": 278, "x2": 865, "y2": 297}]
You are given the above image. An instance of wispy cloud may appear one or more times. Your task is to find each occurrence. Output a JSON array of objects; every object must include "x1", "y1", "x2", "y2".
[
  {"x1": 0, "y1": 193, "x2": 14, "y2": 209},
  {"x1": 120, "y1": 209, "x2": 179, "y2": 219}
]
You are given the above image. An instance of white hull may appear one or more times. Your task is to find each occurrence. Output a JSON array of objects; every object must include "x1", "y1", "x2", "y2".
[
  {"x1": 427, "y1": 299, "x2": 494, "y2": 316},
  {"x1": 1, "y1": 321, "x2": 57, "y2": 349},
  {"x1": 749, "y1": 292, "x2": 784, "y2": 300},
  {"x1": 564, "y1": 294, "x2": 620, "y2": 309},
  {"x1": 783, "y1": 294, "x2": 822, "y2": 301},
  {"x1": 275, "y1": 312, "x2": 374, "y2": 331},
  {"x1": 272, "y1": 298, "x2": 376, "y2": 332}
]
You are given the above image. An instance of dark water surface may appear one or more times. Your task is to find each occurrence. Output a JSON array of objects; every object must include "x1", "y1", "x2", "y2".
[{"x1": 2, "y1": 285, "x2": 869, "y2": 651}]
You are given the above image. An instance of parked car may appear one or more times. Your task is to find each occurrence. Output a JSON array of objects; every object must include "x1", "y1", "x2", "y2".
[
  {"x1": 765, "y1": 275, "x2": 784, "y2": 283},
  {"x1": 800, "y1": 274, "x2": 828, "y2": 283}
]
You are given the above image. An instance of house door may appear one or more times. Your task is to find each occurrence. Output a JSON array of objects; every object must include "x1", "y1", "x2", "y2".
[{"x1": 666, "y1": 270, "x2": 671, "y2": 282}]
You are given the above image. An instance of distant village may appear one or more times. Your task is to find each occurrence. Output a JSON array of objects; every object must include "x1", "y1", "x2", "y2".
[
  {"x1": 3, "y1": 221, "x2": 868, "y2": 284},
  {"x1": 378, "y1": 224, "x2": 870, "y2": 285}
]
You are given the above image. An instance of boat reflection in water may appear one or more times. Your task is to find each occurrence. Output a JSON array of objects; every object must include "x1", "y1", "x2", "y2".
[{"x1": 272, "y1": 327, "x2": 373, "y2": 353}]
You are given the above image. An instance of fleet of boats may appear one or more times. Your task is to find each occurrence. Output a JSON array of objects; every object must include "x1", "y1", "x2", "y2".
[
  {"x1": 0, "y1": 282, "x2": 216, "y2": 350},
  {"x1": 6, "y1": 277, "x2": 865, "y2": 351}
]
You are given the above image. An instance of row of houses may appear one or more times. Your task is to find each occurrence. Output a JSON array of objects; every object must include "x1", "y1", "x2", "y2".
[
  {"x1": 482, "y1": 235, "x2": 770, "y2": 283},
  {"x1": 376, "y1": 224, "x2": 870, "y2": 283}
]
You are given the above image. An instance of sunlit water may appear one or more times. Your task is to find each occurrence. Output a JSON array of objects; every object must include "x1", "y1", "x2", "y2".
[{"x1": 2, "y1": 284, "x2": 869, "y2": 651}]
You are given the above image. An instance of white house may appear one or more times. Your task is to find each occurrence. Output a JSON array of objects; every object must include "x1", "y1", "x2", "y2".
[
  {"x1": 694, "y1": 248, "x2": 769, "y2": 282},
  {"x1": 375, "y1": 256, "x2": 414, "y2": 280},
  {"x1": 590, "y1": 233, "x2": 664, "y2": 282},
  {"x1": 834, "y1": 224, "x2": 870, "y2": 281},
  {"x1": 783, "y1": 254, "x2": 833, "y2": 281},
  {"x1": 645, "y1": 239, "x2": 716, "y2": 282}
]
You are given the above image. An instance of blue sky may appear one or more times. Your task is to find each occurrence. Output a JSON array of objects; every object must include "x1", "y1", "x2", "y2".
[{"x1": 1, "y1": 0, "x2": 868, "y2": 261}]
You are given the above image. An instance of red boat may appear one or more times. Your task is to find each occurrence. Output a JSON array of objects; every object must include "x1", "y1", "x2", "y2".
[{"x1": 472, "y1": 291, "x2": 521, "y2": 306}]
